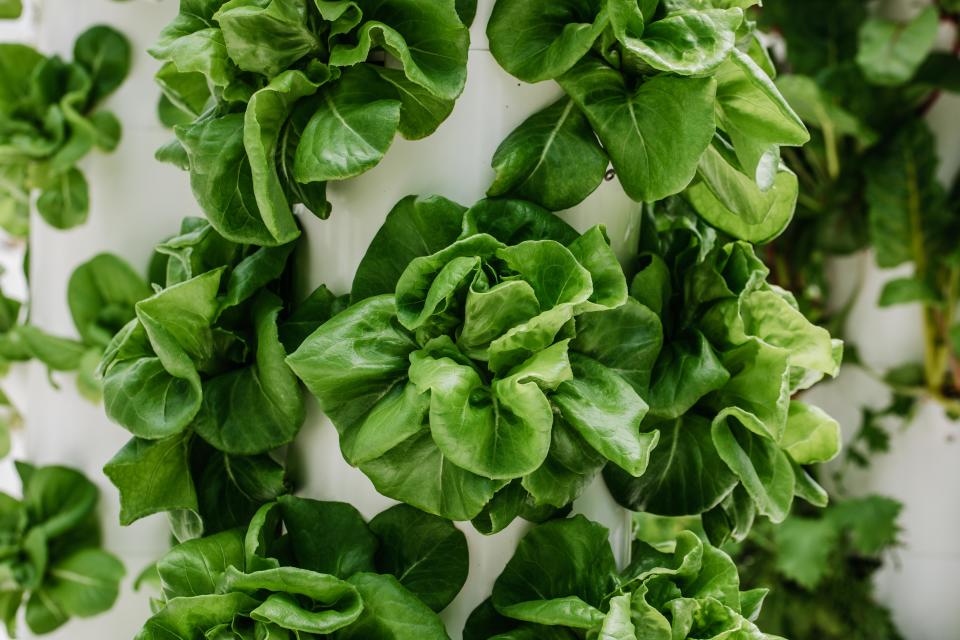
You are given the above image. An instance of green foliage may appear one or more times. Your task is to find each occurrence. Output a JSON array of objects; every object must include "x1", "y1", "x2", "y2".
[
  {"x1": 603, "y1": 200, "x2": 842, "y2": 531},
  {"x1": 0, "y1": 463, "x2": 125, "y2": 636},
  {"x1": 0, "y1": 25, "x2": 130, "y2": 233},
  {"x1": 760, "y1": 1, "x2": 960, "y2": 409},
  {"x1": 152, "y1": 0, "x2": 470, "y2": 246},
  {"x1": 288, "y1": 196, "x2": 652, "y2": 524},
  {"x1": 137, "y1": 497, "x2": 466, "y2": 639},
  {"x1": 100, "y1": 217, "x2": 341, "y2": 539},
  {"x1": 733, "y1": 496, "x2": 904, "y2": 639},
  {"x1": 486, "y1": 0, "x2": 808, "y2": 243},
  {"x1": 464, "y1": 514, "x2": 782, "y2": 640}
]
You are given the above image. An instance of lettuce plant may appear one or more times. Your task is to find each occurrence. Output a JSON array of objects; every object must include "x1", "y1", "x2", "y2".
[
  {"x1": 137, "y1": 497, "x2": 467, "y2": 640},
  {"x1": 603, "y1": 200, "x2": 842, "y2": 538},
  {"x1": 0, "y1": 25, "x2": 130, "y2": 232},
  {"x1": 463, "y1": 515, "x2": 780, "y2": 640},
  {"x1": 485, "y1": 0, "x2": 808, "y2": 243},
  {"x1": 99, "y1": 217, "x2": 338, "y2": 540},
  {"x1": 152, "y1": 0, "x2": 471, "y2": 246},
  {"x1": 0, "y1": 462, "x2": 125, "y2": 637},
  {"x1": 288, "y1": 196, "x2": 657, "y2": 525}
]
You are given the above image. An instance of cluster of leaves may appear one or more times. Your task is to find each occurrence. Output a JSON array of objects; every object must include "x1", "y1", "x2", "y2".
[
  {"x1": 0, "y1": 25, "x2": 130, "y2": 232},
  {"x1": 98, "y1": 217, "x2": 339, "y2": 541},
  {"x1": 152, "y1": 0, "x2": 472, "y2": 246},
  {"x1": 485, "y1": 0, "x2": 809, "y2": 244},
  {"x1": 0, "y1": 253, "x2": 151, "y2": 404},
  {"x1": 594, "y1": 199, "x2": 842, "y2": 539},
  {"x1": 138, "y1": 496, "x2": 467, "y2": 640},
  {"x1": 288, "y1": 195, "x2": 654, "y2": 527},
  {"x1": 464, "y1": 515, "x2": 780, "y2": 639},
  {"x1": 732, "y1": 495, "x2": 904, "y2": 639},
  {"x1": 0, "y1": 462, "x2": 124, "y2": 637},
  {"x1": 760, "y1": 0, "x2": 960, "y2": 413}
]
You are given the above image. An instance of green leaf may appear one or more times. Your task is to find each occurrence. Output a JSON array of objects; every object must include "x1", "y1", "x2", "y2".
[
  {"x1": 492, "y1": 516, "x2": 616, "y2": 614},
  {"x1": 619, "y1": 8, "x2": 742, "y2": 76},
  {"x1": 771, "y1": 516, "x2": 838, "y2": 590},
  {"x1": 224, "y1": 567, "x2": 363, "y2": 633},
  {"x1": 865, "y1": 121, "x2": 946, "y2": 268},
  {"x1": 44, "y1": 549, "x2": 125, "y2": 618},
  {"x1": 856, "y1": 6, "x2": 939, "y2": 86},
  {"x1": 646, "y1": 330, "x2": 729, "y2": 420},
  {"x1": 103, "y1": 434, "x2": 200, "y2": 530},
  {"x1": 368, "y1": 504, "x2": 468, "y2": 612},
  {"x1": 488, "y1": 97, "x2": 608, "y2": 211},
  {"x1": 374, "y1": 66, "x2": 456, "y2": 141},
  {"x1": 17, "y1": 325, "x2": 88, "y2": 371},
  {"x1": 487, "y1": 0, "x2": 608, "y2": 83},
  {"x1": 604, "y1": 415, "x2": 737, "y2": 516},
  {"x1": 553, "y1": 353, "x2": 656, "y2": 476},
  {"x1": 409, "y1": 344, "x2": 563, "y2": 479},
  {"x1": 828, "y1": 496, "x2": 902, "y2": 556},
  {"x1": 714, "y1": 49, "x2": 809, "y2": 188},
  {"x1": 559, "y1": 59, "x2": 716, "y2": 202},
  {"x1": 351, "y1": 195, "x2": 466, "y2": 302},
  {"x1": 780, "y1": 401, "x2": 841, "y2": 465},
  {"x1": 36, "y1": 168, "x2": 90, "y2": 229},
  {"x1": 499, "y1": 597, "x2": 604, "y2": 629},
  {"x1": 73, "y1": 25, "x2": 131, "y2": 106},
  {"x1": 244, "y1": 69, "x2": 326, "y2": 247},
  {"x1": 598, "y1": 594, "x2": 634, "y2": 639},
  {"x1": 328, "y1": 0, "x2": 469, "y2": 101},
  {"x1": 157, "y1": 529, "x2": 245, "y2": 599},
  {"x1": 195, "y1": 451, "x2": 289, "y2": 534},
  {"x1": 137, "y1": 593, "x2": 258, "y2": 640},
  {"x1": 334, "y1": 572, "x2": 450, "y2": 640},
  {"x1": 215, "y1": 0, "x2": 321, "y2": 77},
  {"x1": 68, "y1": 253, "x2": 151, "y2": 348},
  {"x1": 712, "y1": 416, "x2": 795, "y2": 523},
  {"x1": 278, "y1": 496, "x2": 377, "y2": 579},
  {"x1": 360, "y1": 429, "x2": 504, "y2": 521},
  {"x1": 686, "y1": 140, "x2": 798, "y2": 243},
  {"x1": 177, "y1": 113, "x2": 294, "y2": 246},
  {"x1": 878, "y1": 276, "x2": 941, "y2": 307},
  {"x1": 192, "y1": 292, "x2": 305, "y2": 456},
  {"x1": 20, "y1": 465, "x2": 98, "y2": 540},
  {"x1": 293, "y1": 64, "x2": 401, "y2": 183}
]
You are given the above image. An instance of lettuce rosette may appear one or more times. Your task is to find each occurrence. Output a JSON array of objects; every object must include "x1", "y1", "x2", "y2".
[
  {"x1": 138, "y1": 497, "x2": 467, "y2": 640},
  {"x1": 288, "y1": 196, "x2": 657, "y2": 526},
  {"x1": 485, "y1": 0, "x2": 808, "y2": 243},
  {"x1": 100, "y1": 217, "x2": 340, "y2": 540},
  {"x1": 0, "y1": 463, "x2": 125, "y2": 637},
  {"x1": 463, "y1": 515, "x2": 782, "y2": 640},
  {"x1": 602, "y1": 200, "x2": 843, "y2": 540},
  {"x1": 152, "y1": 0, "x2": 471, "y2": 246}
]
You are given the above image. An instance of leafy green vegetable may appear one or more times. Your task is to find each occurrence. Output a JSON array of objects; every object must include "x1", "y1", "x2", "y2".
[
  {"x1": 602, "y1": 199, "x2": 842, "y2": 527},
  {"x1": 152, "y1": 0, "x2": 470, "y2": 246},
  {"x1": 0, "y1": 462, "x2": 124, "y2": 636},
  {"x1": 288, "y1": 195, "x2": 656, "y2": 525},
  {"x1": 732, "y1": 496, "x2": 904, "y2": 639},
  {"x1": 138, "y1": 497, "x2": 466, "y2": 639},
  {"x1": 100, "y1": 217, "x2": 337, "y2": 539},
  {"x1": 0, "y1": 25, "x2": 130, "y2": 233},
  {"x1": 464, "y1": 514, "x2": 782, "y2": 639},
  {"x1": 486, "y1": 0, "x2": 808, "y2": 242}
]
